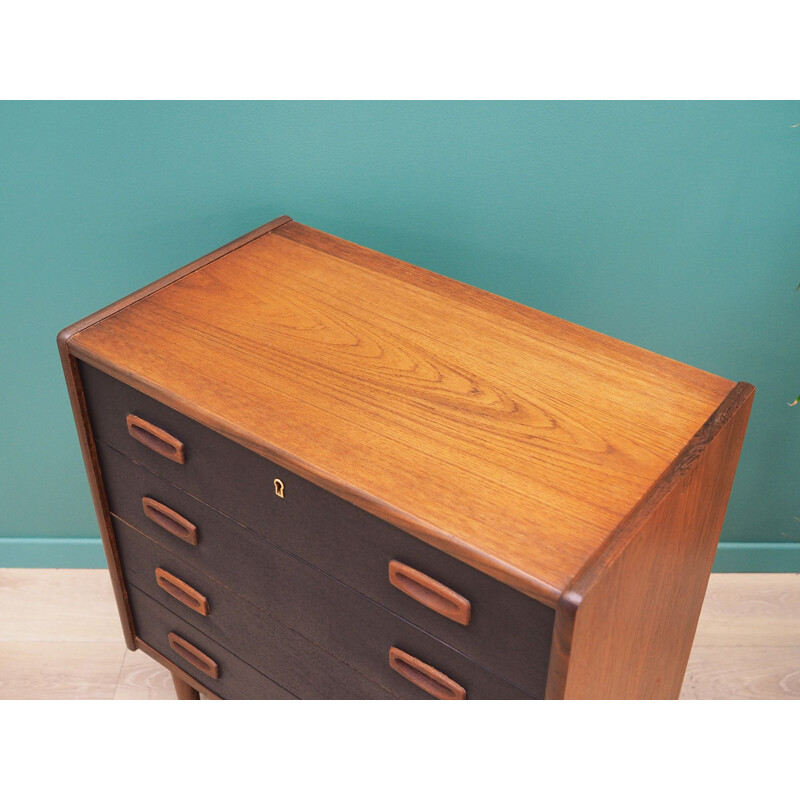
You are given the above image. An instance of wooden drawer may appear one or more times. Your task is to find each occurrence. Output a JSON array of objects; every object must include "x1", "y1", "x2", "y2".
[
  {"x1": 113, "y1": 515, "x2": 533, "y2": 700},
  {"x1": 98, "y1": 439, "x2": 550, "y2": 697},
  {"x1": 83, "y1": 362, "x2": 554, "y2": 695},
  {"x1": 61, "y1": 217, "x2": 754, "y2": 701},
  {"x1": 128, "y1": 585, "x2": 297, "y2": 700},
  {"x1": 114, "y1": 517, "x2": 396, "y2": 700}
]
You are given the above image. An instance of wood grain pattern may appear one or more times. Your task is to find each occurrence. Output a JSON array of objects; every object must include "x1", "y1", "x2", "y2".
[
  {"x1": 113, "y1": 648, "x2": 178, "y2": 700},
  {"x1": 57, "y1": 218, "x2": 754, "y2": 699},
  {"x1": 131, "y1": 591, "x2": 301, "y2": 700},
  {"x1": 549, "y1": 382, "x2": 754, "y2": 699},
  {"x1": 90, "y1": 390, "x2": 556, "y2": 696},
  {"x1": 681, "y1": 647, "x2": 800, "y2": 700},
  {"x1": 66, "y1": 220, "x2": 735, "y2": 602},
  {"x1": 113, "y1": 515, "x2": 533, "y2": 699},
  {"x1": 57, "y1": 345, "x2": 135, "y2": 648},
  {"x1": 56, "y1": 216, "x2": 293, "y2": 651},
  {"x1": 171, "y1": 672, "x2": 201, "y2": 700},
  {"x1": 691, "y1": 573, "x2": 800, "y2": 647},
  {"x1": 388, "y1": 560, "x2": 472, "y2": 625},
  {"x1": 5, "y1": 570, "x2": 795, "y2": 699},
  {"x1": 155, "y1": 568, "x2": 209, "y2": 616},
  {"x1": 388, "y1": 646, "x2": 467, "y2": 700},
  {"x1": 142, "y1": 497, "x2": 198, "y2": 546},
  {"x1": 0, "y1": 642, "x2": 126, "y2": 700},
  {"x1": 126, "y1": 414, "x2": 186, "y2": 464},
  {"x1": 0, "y1": 568, "x2": 120, "y2": 642},
  {"x1": 168, "y1": 632, "x2": 219, "y2": 679},
  {"x1": 135, "y1": 638, "x2": 222, "y2": 700},
  {"x1": 57, "y1": 215, "x2": 292, "y2": 345}
]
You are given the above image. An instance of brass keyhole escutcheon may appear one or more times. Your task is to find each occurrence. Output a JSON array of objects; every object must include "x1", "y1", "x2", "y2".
[{"x1": 274, "y1": 478, "x2": 285, "y2": 499}]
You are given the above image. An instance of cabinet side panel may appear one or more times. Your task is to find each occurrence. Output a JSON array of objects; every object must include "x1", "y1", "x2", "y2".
[
  {"x1": 57, "y1": 346, "x2": 136, "y2": 649},
  {"x1": 551, "y1": 382, "x2": 754, "y2": 699}
]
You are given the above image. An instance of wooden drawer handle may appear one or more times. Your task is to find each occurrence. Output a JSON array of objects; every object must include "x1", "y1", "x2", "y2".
[
  {"x1": 168, "y1": 632, "x2": 219, "y2": 679},
  {"x1": 388, "y1": 647, "x2": 466, "y2": 700},
  {"x1": 155, "y1": 568, "x2": 209, "y2": 616},
  {"x1": 388, "y1": 560, "x2": 471, "y2": 625},
  {"x1": 126, "y1": 414, "x2": 185, "y2": 464},
  {"x1": 142, "y1": 497, "x2": 198, "y2": 545}
]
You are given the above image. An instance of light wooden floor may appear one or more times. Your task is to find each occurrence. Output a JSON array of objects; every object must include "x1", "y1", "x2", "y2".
[{"x1": 1, "y1": 569, "x2": 798, "y2": 699}]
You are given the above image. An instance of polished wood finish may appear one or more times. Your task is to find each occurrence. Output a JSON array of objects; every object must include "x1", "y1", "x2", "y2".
[
  {"x1": 59, "y1": 216, "x2": 754, "y2": 699},
  {"x1": 91, "y1": 417, "x2": 555, "y2": 696},
  {"x1": 171, "y1": 672, "x2": 200, "y2": 700},
  {"x1": 141, "y1": 497, "x2": 198, "y2": 546},
  {"x1": 67, "y1": 220, "x2": 734, "y2": 604},
  {"x1": 135, "y1": 638, "x2": 222, "y2": 700},
  {"x1": 57, "y1": 215, "x2": 292, "y2": 346},
  {"x1": 131, "y1": 590, "x2": 298, "y2": 700},
  {"x1": 113, "y1": 515, "x2": 532, "y2": 699},
  {"x1": 57, "y1": 215, "x2": 292, "y2": 692},
  {"x1": 388, "y1": 560, "x2": 471, "y2": 626},
  {"x1": 126, "y1": 415, "x2": 185, "y2": 464},
  {"x1": 155, "y1": 568, "x2": 209, "y2": 616},
  {"x1": 168, "y1": 632, "x2": 219, "y2": 680},
  {"x1": 548, "y1": 382, "x2": 754, "y2": 699},
  {"x1": 389, "y1": 647, "x2": 467, "y2": 700},
  {"x1": 57, "y1": 330, "x2": 136, "y2": 649}
]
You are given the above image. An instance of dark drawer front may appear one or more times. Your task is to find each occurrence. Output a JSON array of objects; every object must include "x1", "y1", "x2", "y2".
[
  {"x1": 99, "y1": 442, "x2": 546, "y2": 698},
  {"x1": 114, "y1": 515, "x2": 532, "y2": 700},
  {"x1": 114, "y1": 518, "x2": 397, "y2": 700},
  {"x1": 128, "y1": 586, "x2": 296, "y2": 700},
  {"x1": 82, "y1": 362, "x2": 555, "y2": 695}
]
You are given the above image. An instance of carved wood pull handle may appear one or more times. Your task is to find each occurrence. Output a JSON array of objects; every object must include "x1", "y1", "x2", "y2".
[
  {"x1": 168, "y1": 633, "x2": 219, "y2": 679},
  {"x1": 155, "y1": 568, "x2": 209, "y2": 616},
  {"x1": 388, "y1": 561, "x2": 471, "y2": 625},
  {"x1": 142, "y1": 497, "x2": 198, "y2": 545},
  {"x1": 126, "y1": 414, "x2": 185, "y2": 464},
  {"x1": 388, "y1": 647, "x2": 466, "y2": 700}
]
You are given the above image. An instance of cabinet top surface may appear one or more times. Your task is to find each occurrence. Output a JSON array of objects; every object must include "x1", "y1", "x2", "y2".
[{"x1": 69, "y1": 219, "x2": 736, "y2": 601}]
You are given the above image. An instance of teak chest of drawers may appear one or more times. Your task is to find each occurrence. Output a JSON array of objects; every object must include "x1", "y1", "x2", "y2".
[{"x1": 58, "y1": 216, "x2": 754, "y2": 700}]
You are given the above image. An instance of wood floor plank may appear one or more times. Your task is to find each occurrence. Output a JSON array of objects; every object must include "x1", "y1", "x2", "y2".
[
  {"x1": 681, "y1": 646, "x2": 800, "y2": 700},
  {"x1": 0, "y1": 641, "x2": 126, "y2": 700},
  {"x1": 692, "y1": 573, "x2": 800, "y2": 647},
  {"x1": 113, "y1": 648, "x2": 176, "y2": 700},
  {"x1": 0, "y1": 568, "x2": 122, "y2": 642}
]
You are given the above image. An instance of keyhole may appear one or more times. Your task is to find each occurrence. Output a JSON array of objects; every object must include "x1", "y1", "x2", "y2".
[{"x1": 274, "y1": 478, "x2": 285, "y2": 499}]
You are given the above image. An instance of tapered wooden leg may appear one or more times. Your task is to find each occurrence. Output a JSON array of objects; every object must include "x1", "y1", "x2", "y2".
[{"x1": 172, "y1": 672, "x2": 200, "y2": 700}]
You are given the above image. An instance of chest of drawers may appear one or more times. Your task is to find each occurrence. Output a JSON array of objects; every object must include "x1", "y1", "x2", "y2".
[{"x1": 58, "y1": 215, "x2": 753, "y2": 699}]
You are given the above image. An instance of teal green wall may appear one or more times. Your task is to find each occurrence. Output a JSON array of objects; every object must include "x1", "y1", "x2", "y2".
[{"x1": 2, "y1": 101, "x2": 799, "y2": 570}]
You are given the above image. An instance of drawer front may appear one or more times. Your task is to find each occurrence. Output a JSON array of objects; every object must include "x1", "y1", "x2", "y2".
[
  {"x1": 114, "y1": 518, "x2": 397, "y2": 700},
  {"x1": 99, "y1": 441, "x2": 545, "y2": 698},
  {"x1": 82, "y1": 360, "x2": 554, "y2": 695},
  {"x1": 128, "y1": 586, "x2": 297, "y2": 700},
  {"x1": 114, "y1": 515, "x2": 532, "y2": 700}
]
